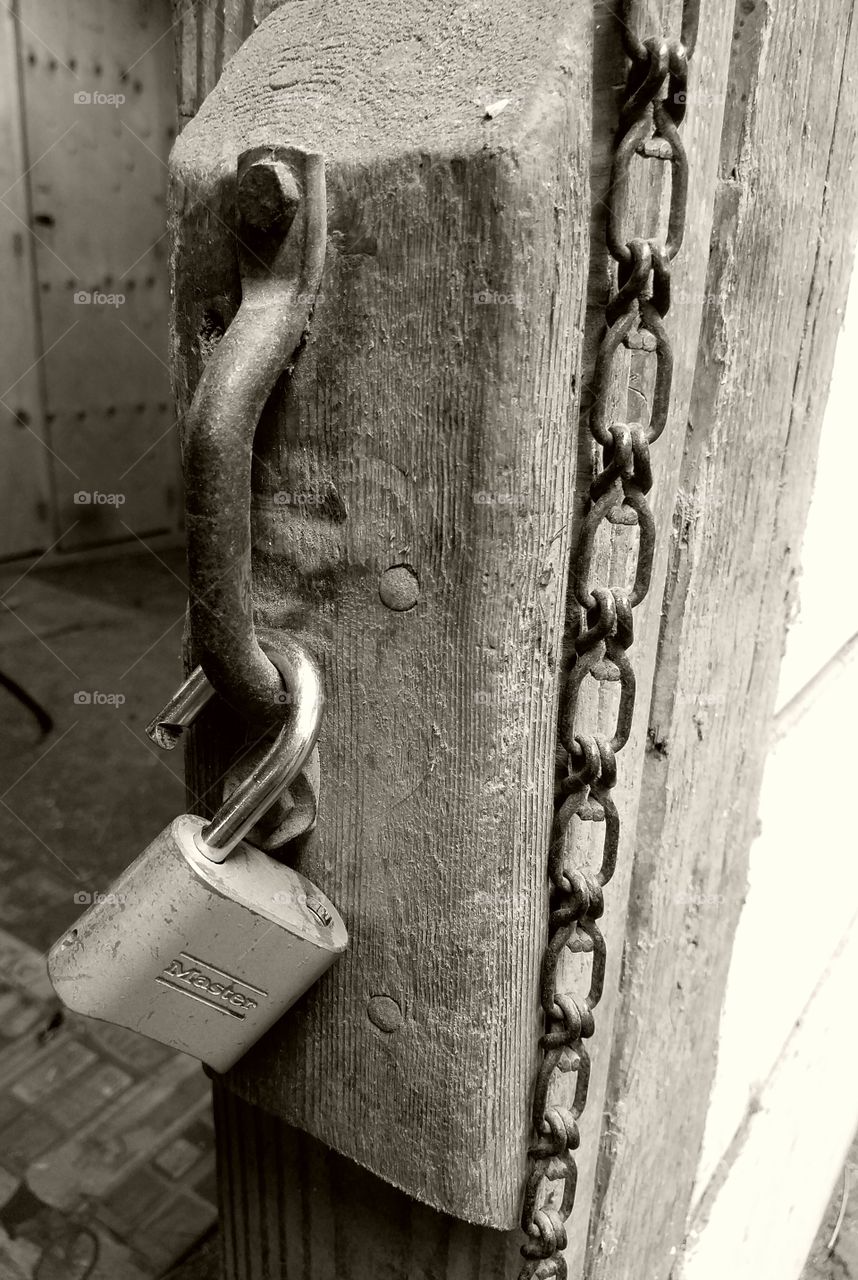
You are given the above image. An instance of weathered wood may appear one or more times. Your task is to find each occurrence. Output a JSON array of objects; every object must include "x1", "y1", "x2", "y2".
[
  {"x1": 585, "y1": 2, "x2": 858, "y2": 1276},
  {"x1": 213, "y1": 1083, "x2": 524, "y2": 1279},
  {"x1": 776, "y1": 262, "x2": 858, "y2": 707},
  {"x1": 16, "y1": 0, "x2": 180, "y2": 551},
  {"x1": 170, "y1": 1, "x2": 858, "y2": 1277},
  {"x1": 172, "y1": 0, "x2": 595, "y2": 1230},
  {"x1": 0, "y1": 4, "x2": 52, "y2": 558},
  {"x1": 174, "y1": 0, "x2": 271, "y2": 125},
  {"x1": 173, "y1": 0, "x2": 734, "y2": 1270},
  {"x1": 542, "y1": 3, "x2": 741, "y2": 1273}
]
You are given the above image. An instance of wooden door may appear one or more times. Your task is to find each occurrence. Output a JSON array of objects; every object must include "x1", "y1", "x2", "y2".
[{"x1": 0, "y1": 0, "x2": 181, "y2": 561}]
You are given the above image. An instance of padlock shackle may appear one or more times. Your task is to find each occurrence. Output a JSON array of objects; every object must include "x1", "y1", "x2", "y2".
[
  {"x1": 145, "y1": 663, "x2": 215, "y2": 750},
  {"x1": 197, "y1": 636, "x2": 324, "y2": 863}
]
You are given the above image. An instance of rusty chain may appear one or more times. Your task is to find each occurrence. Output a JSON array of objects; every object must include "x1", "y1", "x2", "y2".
[{"x1": 519, "y1": 2, "x2": 700, "y2": 1276}]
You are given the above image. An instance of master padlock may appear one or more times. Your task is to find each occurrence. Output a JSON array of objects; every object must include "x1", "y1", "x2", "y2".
[{"x1": 48, "y1": 638, "x2": 346, "y2": 1073}]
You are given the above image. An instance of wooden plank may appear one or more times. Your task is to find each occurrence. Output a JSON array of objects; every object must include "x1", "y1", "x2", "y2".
[
  {"x1": 679, "y1": 913, "x2": 858, "y2": 1280},
  {"x1": 173, "y1": 0, "x2": 595, "y2": 1228},
  {"x1": 696, "y1": 632, "x2": 858, "y2": 1203},
  {"x1": 0, "y1": 3, "x2": 52, "y2": 558},
  {"x1": 17, "y1": 0, "x2": 180, "y2": 551},
  {"x1": 585, "y1": 3, "x2": 858, "y2": 1277}
]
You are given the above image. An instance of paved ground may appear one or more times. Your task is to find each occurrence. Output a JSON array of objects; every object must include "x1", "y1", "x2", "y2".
[{"x1": 0, "y1": 548, "x2": 218, "y2": 1279}]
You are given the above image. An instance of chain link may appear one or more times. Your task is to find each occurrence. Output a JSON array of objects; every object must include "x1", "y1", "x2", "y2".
[{"x1": 519, "y1": 3, "x2": 699, "y2": 1274}]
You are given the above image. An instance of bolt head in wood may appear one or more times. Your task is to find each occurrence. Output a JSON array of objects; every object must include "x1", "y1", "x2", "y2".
[
  {"x1": 379, "y1": 565, "x2": 419, "y2": 611},
  {"x1": 237, "y1": 159, "x2": 300, "y2": 234}
]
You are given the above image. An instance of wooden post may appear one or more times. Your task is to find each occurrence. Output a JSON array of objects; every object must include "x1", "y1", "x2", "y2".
[
  {"x1": 169, "y1": 1, "x2": 858, "y2": 1277},
  {"x1": 584, "y1": 2, "x2": 858, "y2": 1275},
  {"x1": 172, "y1": 0, "x2": 594, "y2": 1234}
]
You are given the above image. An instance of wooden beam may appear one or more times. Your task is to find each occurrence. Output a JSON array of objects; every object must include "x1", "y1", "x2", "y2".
[
  {"x1": 173, "y1": 0, "x2": 595, "y2": 1232},
  {"x1": 585, "y1": 2, "x2": 858, "y2": 1276},
  {"x1": 213, "y1": 1084, "x2": 524, "y2": 1279}
]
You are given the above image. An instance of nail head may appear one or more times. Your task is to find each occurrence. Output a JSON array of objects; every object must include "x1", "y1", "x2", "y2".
[
  {"x1": 379, "y1": 564, "x2": 419, "y2": 611},
  {"x1": 367, "y1": 995, "x2": 402, "y2": 1033}
]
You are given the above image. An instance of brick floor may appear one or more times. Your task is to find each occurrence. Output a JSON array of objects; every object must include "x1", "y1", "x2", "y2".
[{"x1": 0, "y1": 550, "x2": 218, "y2": 1279}]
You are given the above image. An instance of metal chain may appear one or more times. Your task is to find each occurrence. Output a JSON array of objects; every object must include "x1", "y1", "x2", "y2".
[{"x1": 519, "y1": 3, "x2": 700, "y2": 1275}]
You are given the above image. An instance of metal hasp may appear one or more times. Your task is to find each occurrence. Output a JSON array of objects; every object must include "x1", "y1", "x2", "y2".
[{"x1": 182, "y1": 147, "x2": 327, "y2": 723}]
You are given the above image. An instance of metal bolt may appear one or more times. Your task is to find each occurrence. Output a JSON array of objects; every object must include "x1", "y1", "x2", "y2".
[
  {"x1": 638, "y1": 138, "x2": 673, "y2": 161},
  {"x1": 367, "y1": 995, "x2": 403, "y2": 1033},
  {"x1": 379, "y1": 564, "x2": 419, "y2": 611},
  {"x1": 237, "y1": 159, "x2": 300, "y2": 235},
  {"x1": 306, "y1": 896, "x2": 333, "y2": 927}
]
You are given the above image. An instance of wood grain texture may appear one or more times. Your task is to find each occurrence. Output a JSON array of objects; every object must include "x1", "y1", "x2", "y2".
[
  {"x1": 509, "y1": 1, "x2": 741, "y2": 1271},
  {"x1": 173, "y1": 0, "x2": 276, "y2": 124},
  {"x1": 585, "y1": 2, "x2": 858, "y2": 1277},
  {"x1": 214, "y1": 1085, "x2": 525, "y2": 1280},
  {"x1": 172, "y1": 0, "x2": 593, "y2": 1228}
]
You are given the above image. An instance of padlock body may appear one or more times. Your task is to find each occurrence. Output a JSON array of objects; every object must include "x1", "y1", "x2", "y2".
[{"x1": 48, "y1": 815, "x2": 346, "y2": 1072}]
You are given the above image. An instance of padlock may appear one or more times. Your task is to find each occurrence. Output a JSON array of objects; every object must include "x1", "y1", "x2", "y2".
[{"x1": 48, "y1": 638, "x2": 346, "y2": 1073}]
